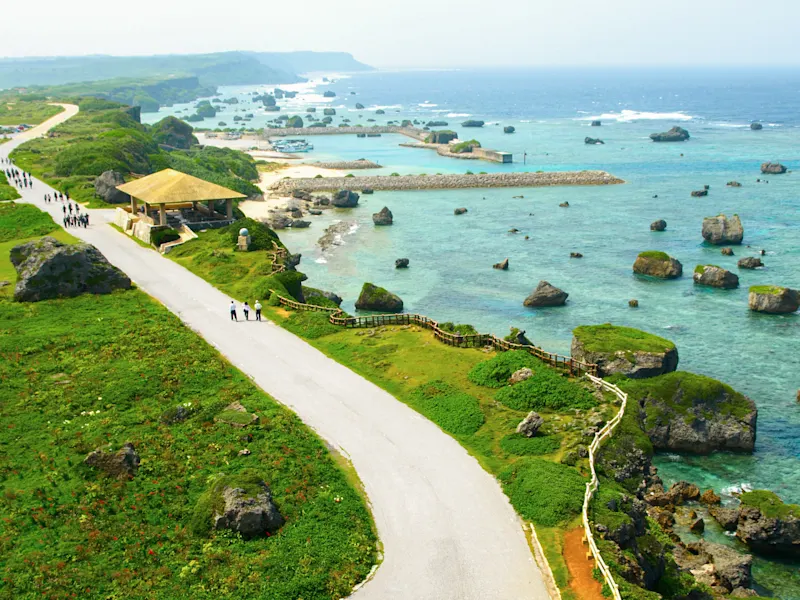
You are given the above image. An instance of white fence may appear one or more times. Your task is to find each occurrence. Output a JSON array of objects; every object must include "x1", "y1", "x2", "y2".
[{"x1": 582, "y1": 374, "x2": 628, "y2": 600}]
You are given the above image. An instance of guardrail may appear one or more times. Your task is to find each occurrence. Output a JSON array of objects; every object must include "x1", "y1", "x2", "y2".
[{"x1": 582, "y1": 374, "x2": 627, "y2": 600}]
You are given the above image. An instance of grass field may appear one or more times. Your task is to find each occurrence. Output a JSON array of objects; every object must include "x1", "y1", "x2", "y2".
[
  {"x1": 0, "y1": 172, "x2": 21, "y2": 201},
  {"x1": 0, "y1": 207, "x2": 377, "y2": 599},
  {"x1": 0, "y1": 101, "x2": 63, "y2": 126}
]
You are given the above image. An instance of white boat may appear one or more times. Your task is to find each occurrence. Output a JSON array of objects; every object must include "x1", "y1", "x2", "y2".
[{"x1": 272, "y1": 139, "x2": 314, "y2": 153}]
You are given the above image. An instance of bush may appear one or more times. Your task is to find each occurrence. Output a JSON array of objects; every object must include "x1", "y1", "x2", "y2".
[
  {"x1": 468, "y1": 350, "x2": 538, "y2": 388},
  {"x1": 450, "y1": 140, "x2": 481, "y2": 154},
  {"x1": 408, "y1": 380, "x2": 485, "y2": 435},
  {"x1": 226, "y1": 218, "x2": 281, "y2": 251},
  {"x1": 438, "y1": 322, "x2": 479, "y2": 336},
  {"x1": 283, "y1": 310, "x2": 341, "y2": 339},
  {"x1": 495, "y1": 370, "x2": 595, "y2": 412},
  {"x1": 256, "y1": 270, "x2": 307, "y2": 302},
  {"x1": 150, "y1": 227, "x2": 181, "y2": 247},
  {"x1": 499, "y1": 458, "x2": 586, "y2": 526},
  {"x1": 500, "y1": 434, "x2": 562, "y2": 456}
]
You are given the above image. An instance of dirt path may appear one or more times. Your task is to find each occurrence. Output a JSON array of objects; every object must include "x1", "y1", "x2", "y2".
[{"x1": 563, "y1": 528, "x2": 605, "y2": 600}]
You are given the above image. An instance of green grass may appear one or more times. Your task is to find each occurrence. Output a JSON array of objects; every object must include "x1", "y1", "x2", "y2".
[
  {"x1": 494, "y1": 368, "x2": 596, "y2": 412},
  {"x1": 408, "y1": 380, "x2": 485, "y2": 435},
  {"x1": 0, "y1": 203, "x2": 65, "y2": 243},
  {"x1": 499, "y1": 434, "x2": 562, "y2": 456},
  {"x1": 740, "y1": 490, "x2": 800, "y2": 520},
  {"x1": 467, "y1": 350, "x2": 538, "y2": 388},
  {"x1": 0, "y1": 101, "x2": 63, "y2": 126},
  {"x1": 499, "y1": 459, "x2": 586, "y2": 526},
  {"x1": 0, "y1": 172, "x2": 20, "y2": 201},
  {"x1": 572, "y1": 324, "x2": 675, "y2": 354},
  {"x1": 749, "y1": 285, "x2": 785, "y2": 295},
  {"x1": 637, "y1": 251, "x2": 670, "y2": 261}
]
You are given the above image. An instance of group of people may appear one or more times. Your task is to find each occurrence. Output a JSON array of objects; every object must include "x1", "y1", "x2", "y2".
[
  {"x1": 61, "y1": 202, "x2": 89, "y2": 228},
  {"x1": 3, "y1": 165, "x2": 33, "y2": 189},
  {"x1": 229, "y1": 300, "x2": 263, "y2": 322},
  {"x1": 43, "y1": 190, "x2": 71, "y2": 204}
]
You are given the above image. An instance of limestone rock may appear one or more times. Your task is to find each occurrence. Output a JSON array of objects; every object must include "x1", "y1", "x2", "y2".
[
  {"x1": 523, "y1": 281, "x2": 568, "y2": 307},
  {"x1": 493, "y1": 258, "x2": 509, "y2": 270},
  {"x1": 736, "y1": 502, "x2": 800, "y2": 557},
  {"x1": 591, "y1": 120, "x2": 602, "y2": 126},
  {"x1": 750, "y1": 122, "x2": 763, "y2": 131},
  {"x1": 727, "y1": 181, "x2": 743, "y2": 187},
  {"x1": 268, "y1": 214, "x2": 292, "y2": 229},
  {"x1": 633, "y1": 252, "x2": 683, "y2": 279},
  {"x1": 572, "y1": 325, "x2": 679, "y2": 379},
  {"x1": 85, "y1": 442, "x2": 140, "y2": 479},
  {"x1": 628, "y1": 299, "x2": 639, "y2": 307},
  {"x1": 355, "y1": 282, "x2": 403, "y2": 312},
  {"x1": 650, "y1": 219, "x2": 667, "y2": 232},
  {"x1": 361, "y1": 188, "x2": 374, "y2": 195},
  {"x1": 711, "y1": 506, "x2": 741, "y2": 532},
  {"x1": 650, "y1": 126, "x2": 690, "y2": 142},
  {"x1": 372, "y1": 206, "x2": 393, "y2": 225},
  {"x1": 691, "y1": 189, "x2": 708, "y2": 197},
  {"x1": 737, "y1": 257, "x2": 763, "y2": 269},
  {"x1": 690, "y1": 517, "x2": 705, "y2": 533},
  {"x1": 748, "y1": 286, "x2": 799, "y2": 314},
  {"x1": 570, "y1": 252, "x2": 583, "y2": 258},
  {"x1": 693, "y1": 265, "x2": 739, "y2": 289},
  {"x1": 11, "y1": 237, "x2": 131, "y2": 302},
  {"x1": 503, "y1": 126, "x2": 515, "y2": 134},
  {"x1": 290, "y1": 219, "x2": 310, "y2": 228},
  {"x1": 702, "y1": 214, "x2": 744, "y2": 245},
  {"x1": 700, "y1": 489, "x2": 722, "y2": 505},
  {"x1": 510, "y1": 368, "x2": 534, "y2": 385},
  {"x1": 331, "y1": 190, "x2": 360, "y2": 208},
  {"x1": 516, "y1": 411, "x2": 544, "y2": 437},
  {"x1": 94, "y1": 170, "x2": 130, "y2": 204},
  {"x1": 585, "y1": 137, "x2": 604, "y2": 145},
  {"x1": 721, "y1": 248, "x2": 735, "y2": 256},
  {"x1": 395, "y1": 258, "x2": 409, "y2": 269},
  {"x1": 303, "y1": 288, "x2": 343, "y2": 306},
  {"x1": 454, "y1": 207, "x2": 468, "y2": 215},
  {"x1": 760, "y1": 162, "x2": 786, "y2": 174},
  {"x1": 213, "y1": 483, "x2": 285, "y2": 539}
]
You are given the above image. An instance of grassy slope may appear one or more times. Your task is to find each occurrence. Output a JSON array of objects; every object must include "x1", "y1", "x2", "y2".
[
  {"x1": 573, "y1": 323, "x2": 676, "y2": 354},
  {"x1": 0, "y1": 172, "x2": 21, "y2": 201},
  {"x1": 740, "y1": 490, "x2": 800, "y2": 520},
  {"x1": 0, "y1": 208, "x2": 377, "y2": 599},
  {"x1": 0, "y1": 101, "x2": 63, "y2": 126}
]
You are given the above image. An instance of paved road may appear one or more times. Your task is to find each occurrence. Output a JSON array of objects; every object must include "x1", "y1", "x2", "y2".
[{"x1": 1, "y1": 108, "x2": 549, "y2": 600}]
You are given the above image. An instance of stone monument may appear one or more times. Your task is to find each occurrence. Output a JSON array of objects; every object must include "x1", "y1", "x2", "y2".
[{"x1": 237, "y1": 228, "x2": 251, "y2": 251}]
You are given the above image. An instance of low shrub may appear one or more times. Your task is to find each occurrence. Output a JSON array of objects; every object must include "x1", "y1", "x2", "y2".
[
  {"x1": 283, "y1": 310, "x2": 341, "y2": 339},
  {"x1": 500, "y1": 434, "x2": 562, "y2": 456},
  {"x1": 408, "y1": 380, "x2": 485, "y2": 436},
  {"x1": 468, "y1": 350, "x2": 538, "y2": 388},
  {"x1": 225, "y1": 217, "x2": 282, "y2": 251},
  {"x1": 438, "y1": 322, "x2": 479, "y2": 336},
  {"x1": 495, "y1": 372, "x2": 596, "y2": 412}
]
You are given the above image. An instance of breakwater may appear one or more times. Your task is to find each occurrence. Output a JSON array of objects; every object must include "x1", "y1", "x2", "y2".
[
  {"x1": 313, "y1": 160, "x2": 382, "y2": 170},
  {"x1": 270, "y1": 170, "x2": 625, "y2": 192}
]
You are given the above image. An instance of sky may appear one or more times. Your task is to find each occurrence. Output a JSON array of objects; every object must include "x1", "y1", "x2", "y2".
[{"x1": 3, "y1": 0, "x2": 800, "y2": 68}]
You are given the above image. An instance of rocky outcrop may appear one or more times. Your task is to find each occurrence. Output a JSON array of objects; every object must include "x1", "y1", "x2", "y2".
[
  {"x1": 94, "y1": 170, "x2": 130, "y2": 204},
  {"x1": 493, "y1": 258, "x2": 509, "y2": 270},
  {"x1": 711, "y1": 506, "x2": 741, "y2": 531},
  {"x1": 721, "y1": 248, "x2": 734, "y2": 256},
  {"x1": 268, "y1": 214, "x2": 292, "y2": 230},
  {"x1": 516, "y1": 411, "x2": 543, "y2": 437},
  {"x1": 738, "y1": 257, "x2": 763, "y2": 269},
  {"x1": 761, "y1": 162, "x2": 786, "y2": 174},
  {"x1": 355, "y1": 282, "x2": 403, "y2": 312},
  {"x1": 748, "y1": 286, "x2": 799, "y2": 314},
  {"x1": 632, "y1": 372, "x2": 757, "y2": 454},
  {"x1": 84, "y1": 442, "x2": 140, "y2": 479},
  {"x1": 426, "y1": 130, "x2": 458, "y2": 144},
  {"x1": 454, "y1": 207, "x2": 468, "y2": 215},
  {"x1": 691, "y1": 189, "x2": 708, "y2": 197},
  {"x1": 11, "y1": 237, "x2": 131, "y2": 302},
  {"x1": 331, "y1": 190, "x2": 360, "y2": 208},
  {"x1": 633, "y1": 252, "x2": 683, "y2": 279},
  {"x1": 727, "y1": 181, "x2": 742, "y2": 187},
  {"x1": 585, "y1": 137, "x2": 604, "y2": 145},
  {"x1": 650, "y1": 219, "x2": 666, "y2": 232},
  {"x1": 650, "y1": 126, "x2": 690, "y2": 142},
  {"x1": 693, "y1": 265, "x2": 739, "y2": 289},
  {"x1": 461, "y1": 120, "x2": 484, "y2": 128},
  {"x1": 510, "y1": 368, "x2": 534, "y2": 385},
  {"x1": 674, "y1": 540, "x2": 752, "y2": 593},
  {"x1": 523, "y1": 281, "x2": 568, "y2": 307},
  {"x1": 646, "y1": 481, "x2": 700, "y2": 507},
  {"x1": 395, "y1": 258, "x2": 409, "y2": 269},
  {"x1": 736, "y1": 492, "x2": 800, "y2": 557},
  {"x1": 213, "y1": 483, "x2": 285, "y2": 539},
  {"x1": 571, "y1": 324, "x2": 678, "y2": 379},
  {"x1": 702, "y1": 214, "x2": 744, "y2": 245},
  {"x1": 303, "y1": 288, "x2": 343, "y2": 306},
  {"x1": 372, "y1": 206, "x2": 393, "y2": 225},
  {"x1": 750, "y1": 122, "x2": 763, "y2": 131},
  {"x1": 504, "y1": 126, "x2": 515, "y2": 134},
  {"x1": 355, "y1": 103, "x2": 365, "y2": 109},
  {"x1": 591, "y1": 120, "x2": 602, "y2": 127}
]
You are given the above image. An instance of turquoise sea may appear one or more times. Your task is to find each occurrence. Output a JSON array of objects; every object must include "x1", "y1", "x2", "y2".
[{"x1": 145, "y1": 68, "x2": 800, "y2": 596}]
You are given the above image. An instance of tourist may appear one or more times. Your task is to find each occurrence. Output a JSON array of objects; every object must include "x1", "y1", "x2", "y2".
[
  {"x1": 229, "y1": 300, "x2": 238, "y2": 321},
  {"x1": 254, "y1": 300, "x2": 262, "y2": 321},
  {"x1": 68, "y1": 202, "x2": 73, "y2": 214},
  {"x1": 243, "y1": 302, "x2": 250, "y2": 320},
  {"x1": 62, "y1": 205, "x2": 67, "y2": 216}
]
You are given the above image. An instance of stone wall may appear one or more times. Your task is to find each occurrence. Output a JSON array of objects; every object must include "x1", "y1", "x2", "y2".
[
  {"x1": 263, "y1": 126, "x2": 427, "y2": 140},
  {"x1": 270, "y1": 170, "x2": 625, "y2": 193}
]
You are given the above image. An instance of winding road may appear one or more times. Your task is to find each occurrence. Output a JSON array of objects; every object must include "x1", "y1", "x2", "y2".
[{"x1": 2, "y1": 106, "x2": 550, "y2": 599}]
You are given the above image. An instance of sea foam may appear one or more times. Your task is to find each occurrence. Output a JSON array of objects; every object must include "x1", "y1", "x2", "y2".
[{"x1": 577, "y1": 110, "x2": 695, "y2": 122}]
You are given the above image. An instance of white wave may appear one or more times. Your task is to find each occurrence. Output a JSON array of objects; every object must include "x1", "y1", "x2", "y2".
[
  {"x1": 447, "y1": 112, "x2": 471, "y2": 118},
  {"x1": 663, "y1": 453, "x2": 683, "y2": 462},
  {"x1": 348, "y1": 222, "x2": 360, "y2": 235},
  {"x1": 520, "y1": 119, "x2": 532, "y2": 123},
  {"x1": 418, "y1": 102, "x2": 438, "y2": 107},
  {"x1": 315, "y1": 256, "x2": 328, "y2": 264},
  {"x1": 430, "y1": 109, "x2": 449, "y2": 113},
  {"x1": 576, "y1": 109, "x2": 695, "y2": 122},
  {"x1": 722, "y1": 482, "x2": 753, "y2": 496},
  {"x1": 714, "y1": 123, "x2": 749, "y2": 128},
  {"x1": 368, "y1": 104, "x2": 403, "y2": 110}
]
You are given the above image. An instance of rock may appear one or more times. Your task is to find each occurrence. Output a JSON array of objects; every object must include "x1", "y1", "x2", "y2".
[
  {"x1": 523, "y1": 281, "x2": 568, "y2": 307},
  {"x1": 651, "y1": 507, "x2": 676, "y2": 530},
  {"x1": 570, "y1": 252, "x2": 583, "y2": 258},
  {"x1": 571, "y1": 324, "x2": 678, "y2": 379},
  {"x1": 650, "y1": 219, "x2": 667, "y2": 232},
  {"x1": 633, "y1": 251, "x2": 683, "y2": 279},
  {"x1": 289, "y1": 208, "x2": 303, "y2": 218},
  {"x1": 454, "y1": 207, "x2": 468, "y2": 215},
  {"x1": 323, "y1": 91, "x2": 336, "y2": 98},
  {"x1": 290, "y1": 219, "x2": 311, "y2": 228},
  {"x1": 738, "y1": 257, "x2": 763, "y2": 269},
  {"x1": 372, "y1": 206, "x2": 393, "y2": 225},
  {"x1": 701, "y1": 489, "x2": 722, "y2": 505},
  {"x1": 690, "y1": 517, "x2": 705, "y2": 533},
  {"x1": 355, "y1": 282, "x2": 403, "y2": 312},
  {"x1": 559, "y1": 201, "x2": 569, "y2": 207},
  {"x1": 750, "y1": 122, "x2": 763, "y2": 131},
  {"x1": 693, "y1": 265, "x2": 739, "y2": 289},
  {"x1": 361, "y1": 188, "x2": 374, "y2": 195},
  {"x1": 355, "y1": 102, "x2": 365, "y2": 109},
  {"x1": 303, "y1": 288, "x2": 343, "y2": 306},
  {"x1": 761, "y1": 162, "x2": 786, "y2": 174},
  {"x1": 748, "y1": 286, "x2": 799, "y2": 314},
  {"x1": 585, "y1": 137, "x2": 604, "y2": 145},
  {"x1": 721, "y1": 248, "x2": 734, "y2": 256},
  {"x1": 323, "y1": 108, "x2": 336, "y2": 116},
  {"x1": 591, "y1": 120, "x2": 602, "y2": 126},
  {"x1": 461, "y1": 120, "x2": 484, "y2": 127},
  {"x1": 84, "y1": 442, "x2": 140, "y2": 479},
  {"x1": 736, "y1": 493, "x2": 800, "y2": 557},
  {"x1": 711, "y1": 506, "x2": 741, "y2": 531},
  {"x1": 503, "y1": 126, "x2": 515, "y2": 134},
  {"x1": 395, "y1": 258, "x2": 409, "y2": 269},
  {"x1": 516, "y1": 411, "x2": 543, "y2": 437},
  {"x1": 331, "y1": 190, "x2": 360, "y2": 208},
  {"x1": 268, "y1": 214, "x2": 292, "y2": 229},
  {"x1": 426, "y1": 130, "x2": 458, "y2": 144},
  {"x1": 727, "y1": 181, "x2": 743, "y2": 187},
  {"x1": 702, "y1": 214, "x2": 744, "y2": 245},
  {"x1": 94, "y1": 170, "x2": 130, "y2": 204},
  {"x1": 493, "y1": 258, "x2": 509, "y2": 270},
  {"x1": 213, "y1": 482, "x2": 285, "y2": 538},
  {"x1": 11, "y1": 237, "x2": 131, "y2": 302},
  {"x1": 691, "y1": 189, "x2": 708, "y2": 197},
  {"x1": 629, "y1": 299, "x2": 639, "y2": 307},
  {"x1": 308, "y1": 209, "x2": 322, "y2": 216},
  {"x1": 650, "y1": 126, "x2": 690, "y2": 142},
  {"x1": 510, "y1": 368, "x2": 534, "y2": 385}
]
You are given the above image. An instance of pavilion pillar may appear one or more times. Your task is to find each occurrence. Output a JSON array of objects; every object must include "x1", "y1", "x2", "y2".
[
  {"x1": 226, "y1": 198, "x2": 233, "y2": 220},
  {"x1": 159, "y1": 203, "x2": 167, "y2": 226},
  {"x1": 131, "y1": 195, "x2": 137, "y2": 215},
  {"x1": 207, "y1": 200, "x2": 215, "y2": 215}
]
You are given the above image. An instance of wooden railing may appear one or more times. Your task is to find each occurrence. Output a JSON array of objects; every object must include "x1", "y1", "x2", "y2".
[
  {"x1": 268, "y1": 291, "x2": 597, "y2": 377},
  {"x1": 582, "y1": 374, "x2": 627, "y2": 600},
  {"x1": 267, "y1": 244, "x2": 288, "y2": 274}
]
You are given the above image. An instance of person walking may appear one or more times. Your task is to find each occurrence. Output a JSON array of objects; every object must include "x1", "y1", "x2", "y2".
[
  {"x1": 254, "y1": 300, "x2": 262, "y2": 321},
  {"x1": 243, "y1": 302, "x2": 250, "y2": 321},
  {"x1": 229, "y1": 300, "x2": 238, "y2": 322}
]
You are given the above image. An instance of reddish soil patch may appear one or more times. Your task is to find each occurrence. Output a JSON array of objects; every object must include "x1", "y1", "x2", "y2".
[{"x1": 563, "y1": 527, "x2": 605, "y2": 600}]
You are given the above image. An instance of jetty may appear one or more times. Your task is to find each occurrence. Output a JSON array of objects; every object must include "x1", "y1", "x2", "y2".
[{"x1": 270, "y1": 170, "x2": 624, "y2": 193}]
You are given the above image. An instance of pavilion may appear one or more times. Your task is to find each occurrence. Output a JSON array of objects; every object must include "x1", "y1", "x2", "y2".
[{"x1": 116, "y1": 169, "x2": 247, "y2": 226}]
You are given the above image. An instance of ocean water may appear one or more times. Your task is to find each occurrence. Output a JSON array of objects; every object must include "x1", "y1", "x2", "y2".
[{"x1": 147, "y1": 68, "x2": 800, "y2": 596}]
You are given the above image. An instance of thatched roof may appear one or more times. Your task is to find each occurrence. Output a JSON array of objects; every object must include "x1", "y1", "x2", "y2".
[{"x1": 116, "y1": 169, "x2": 246, "y2": 205}]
